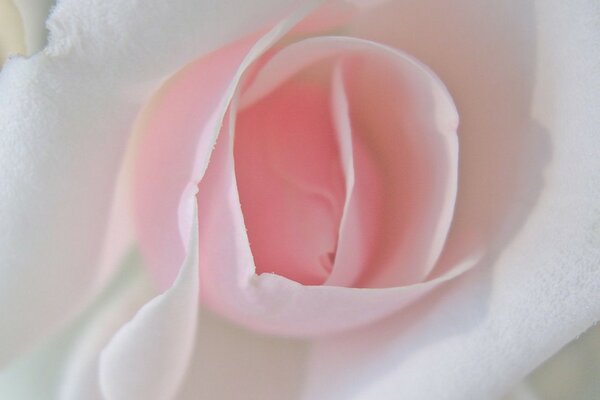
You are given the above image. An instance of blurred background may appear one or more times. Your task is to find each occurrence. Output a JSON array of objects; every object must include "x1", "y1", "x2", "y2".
[{"x1": 504, "y1": 324, "x2": 600, "y2": 400}]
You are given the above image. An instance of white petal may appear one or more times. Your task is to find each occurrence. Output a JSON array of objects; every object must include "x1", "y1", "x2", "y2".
[
  {"x1": 177, "y1": 311, "x2": 309, "y2": 400},
  {"x1": 304, "y1": 0, "x2": 600, "y2": 398},
  {"x1": 0, "y1": 325, "x2": 73, "y2": 399},
  {"x1": 0, "y1": 249, "x2": 152, "y2": 400},
  {"x1": 0, "y1": 0, "x2": 310, "y2": 367},
  {"x1": 98, "y1": 206, "x2": 199, "y2": 400},
  {"x1": 58, "y1": 253, "x2": 154, "y2": 400}
]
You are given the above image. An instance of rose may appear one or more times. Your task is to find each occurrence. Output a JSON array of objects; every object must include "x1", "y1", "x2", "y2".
[
  {"x1": 1, "y1": 1, "x2": 599, "y2": 400},
  {"x1": 133, "y1": 19, "x2": 474, "y2": 337}
]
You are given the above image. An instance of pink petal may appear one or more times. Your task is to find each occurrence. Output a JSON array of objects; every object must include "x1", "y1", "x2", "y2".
[
  {"x1": 235, "y1": 82, "x2": 345, "y2": 285},
  {"x1": 324, "y1": 63, "x2": 384, "y2": 287},
  {"x1": 339, "y1": 43, "x2": 459, "y2": 287},
  {"x1": 133, "y1": 36, "x2": 257, "y2": 287},
  {"x1": 133, "y1": 2, "x2": 323, "y2": 289},
  {"x1": 133, "y1": 3, "x2": 466, "y2": 336},
  {"x1": 195, "y1": 37, "x2": 470, "y2": 335},
  {"x1": 240, "y1": 37, "x2": 459, "y2": 288}
]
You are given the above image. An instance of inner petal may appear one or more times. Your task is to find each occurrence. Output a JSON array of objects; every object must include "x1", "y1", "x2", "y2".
[
  {"x1": 234, "y1": 81, "x2": 345, "y2": 285},
  {"x1": 341, "y1": 52, "x2": 459, "y2": 287}
]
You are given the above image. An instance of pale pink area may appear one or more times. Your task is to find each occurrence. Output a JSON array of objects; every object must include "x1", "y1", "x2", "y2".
[
  {"x1": 237, "y1": 37, "x2": 458, "y2": 288},
  {"x1": 196, "y1": 101, "x2": 473, "y2": 335},
  {"x1": 341, "y1": 52, "x2": 458, "y2": 287},
  {"x1": 292, "y1": 0, "x2": 389, "y2": 35},
  {"x1": 134, "y1": 28, "x2": 466, "y2": 335},
  {"x1": 133, "y1": 35, "x2": 258, "y2": 288},
  {"x1": 325, "y1": 65, "x2": 384, "y2": 288},
  {"x1": 292, "y1": 1, "x2": 355, "y2": 35},
  {"x1": 235, "y1": 83, "x2": 345, "y2": 285}
]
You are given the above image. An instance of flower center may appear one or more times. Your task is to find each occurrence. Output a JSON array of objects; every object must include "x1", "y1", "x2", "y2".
[{"x1": 234, "y1": 78, "x2": 346, "y2": 285}]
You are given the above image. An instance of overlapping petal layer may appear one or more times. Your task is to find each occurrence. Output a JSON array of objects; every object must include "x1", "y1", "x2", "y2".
[{"x1": 135, "y1": 31, "x2": 471, "y2": 336}]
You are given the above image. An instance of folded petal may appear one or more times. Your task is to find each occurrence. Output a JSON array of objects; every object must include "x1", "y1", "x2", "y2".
[
  {"x1": 58, "y1": 254, "x2": 154, "y2": 400},
  {"x1": 99, "y1": 205, "x2": 199, "y2": 400}
]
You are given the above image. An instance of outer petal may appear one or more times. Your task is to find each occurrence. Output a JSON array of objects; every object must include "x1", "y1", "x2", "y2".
[
  {"x1": 0, "y1": 234, "x2": 199, "y2": 400},
  {"x1": 58, "y1": 258, "x2": 153, "y2": 400},
  {"x1": 99, "y1": 205, "x2": 199, "y2": 400},
  {"x1": 177, "y1": 311, "x2": 309, "y2": 400},
  {"x1": 0, "y1": 0, "x2": 307, "y2": 366},
  {"x1": 0, "y1": 251, "x2": 153, "y2": 400},
  {"x1": 304, "y1": 0, "x2": 600, "y2": 398}
]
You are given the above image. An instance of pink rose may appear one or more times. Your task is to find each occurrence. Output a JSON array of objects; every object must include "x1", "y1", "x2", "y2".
[
  {"x1": 0, "y1": 1, "x2": 598, "y2": 399},
  {"x1": 133, "y1": 19, "x2": 475, "y2": 336}
]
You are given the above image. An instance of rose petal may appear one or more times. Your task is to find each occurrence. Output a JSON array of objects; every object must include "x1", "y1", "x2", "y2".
[
  {"x1": 239, "y1": 36, "x2": 459, "y2": 287},
  {"x1": 291, "y1": 0, "x2": 387, "y2": 36},
  {"x1": 196, "y1": 36, "x2": 468, "y2": 335},
  {"x1": 57, "y1": 254, "x2": 154, "y2": 400},
  {"x1": 0, "y1": 251, "x2": 152, "y2": 399},
  {"x1": 98, "y1": 205, "x2": 199, "y2": 400},
  {"x1": 293, "y1": 1, "x2": 356, "y2": 34},
  {"x1": 0, "y1": 0, "x2": 316, "y2": 367},
  {"x1": 134, "y1": 0, "x2": 324, "y2": 289},
  {"x1": 177, "y1": 311, "x2": 309, "y2": 400},
  {"x1": 133, "y1": 36, "x2": 259, "y2": 288},
  {"x1": 334, "y1": 54, "x2": 459, "y2": 287},
  {"x1": 327, "y1": 64, "x2": 366, "y2": 287},
  {"x1": 346, "y1": 0, "x2": 389, "y2": 9},
  {"x1": 303, "y1": 0, "x2": 600, "y2": 398},
  {"x1": 234, "y1": 81, "x2": 345, "y2": 285}
]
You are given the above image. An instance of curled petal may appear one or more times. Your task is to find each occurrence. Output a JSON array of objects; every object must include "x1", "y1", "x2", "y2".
[{"x1": 99, "y1": 205, "x2": 200, "y2": 400}]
